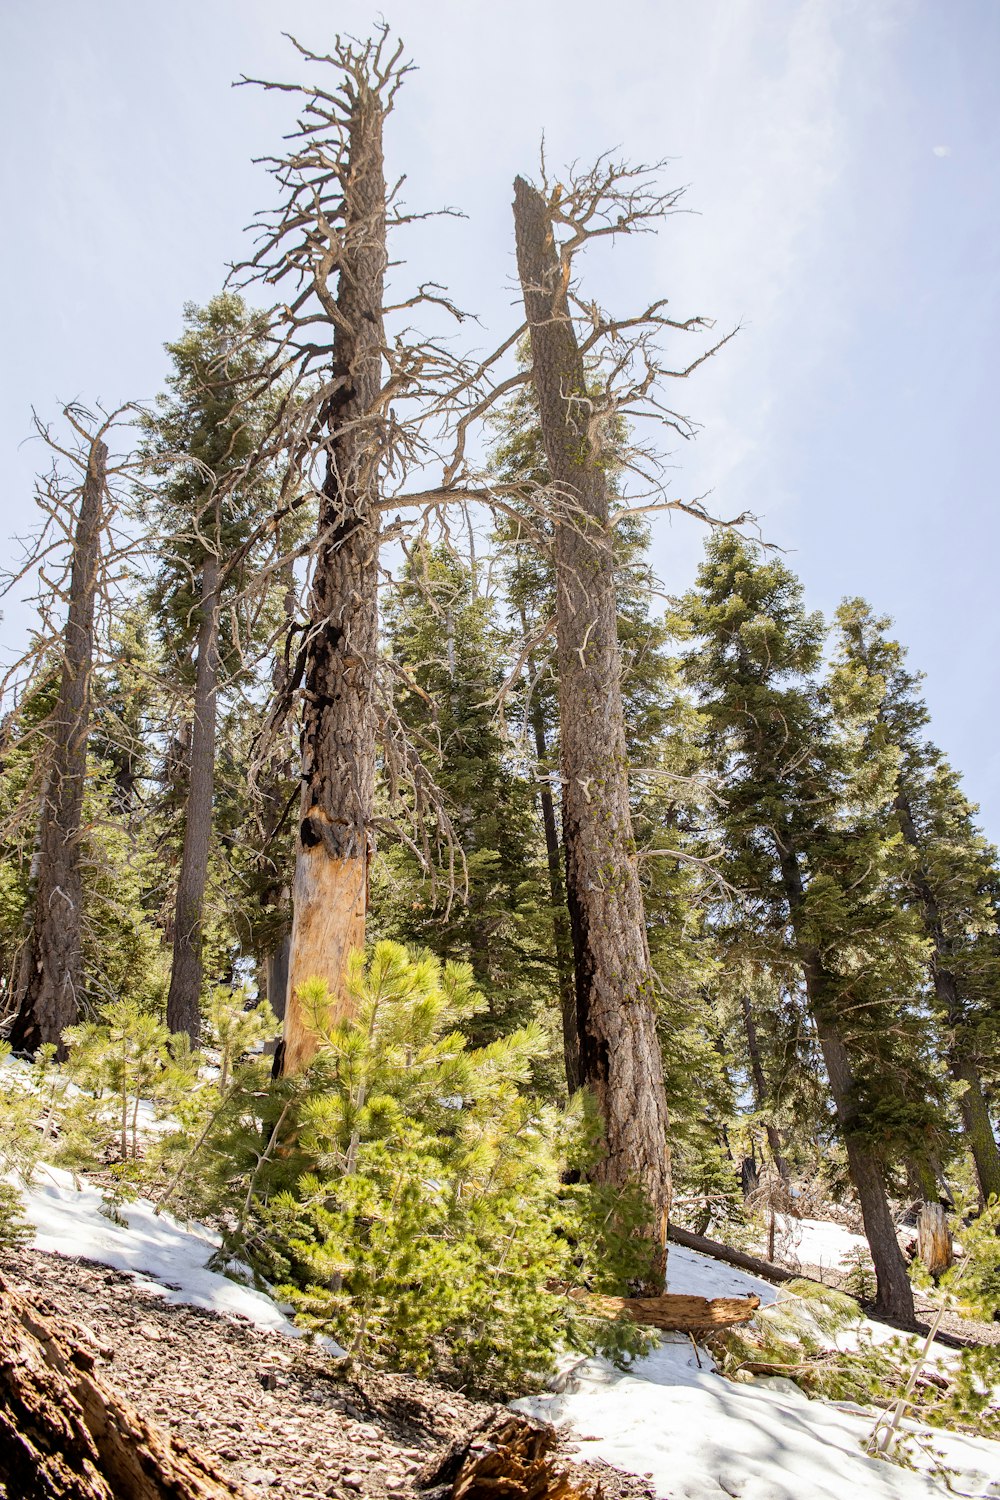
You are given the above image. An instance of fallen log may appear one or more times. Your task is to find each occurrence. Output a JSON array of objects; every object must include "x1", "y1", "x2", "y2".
[
  {"x1": 668, "y1": 1223, "x2": 797, "y2": 1284},
  {"x1": 419, "y1": 1410, "x2": 599, "y2": 1500},
  {"x1": 578, "y1": 1290, "x2": 760, "y2": 1332},
  {"x1": 0, "y1": 1270, "x2": 250, "y2": 1500}
]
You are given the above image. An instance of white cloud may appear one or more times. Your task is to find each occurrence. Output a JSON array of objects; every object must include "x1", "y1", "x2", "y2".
[{"x1": 932, "y1": 144, "x2": 952, "y2": 157}]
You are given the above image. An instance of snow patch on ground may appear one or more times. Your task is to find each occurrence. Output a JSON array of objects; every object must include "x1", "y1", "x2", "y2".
[
  {"x1": 516, "y1": 1237, "x2": 1000, "y2": 1500},
  {"x1": 21, "y1": 1163, "x2": 345, "y2": 1354},
  {"x1": 519, "y1": 1340, "x2": 1000, "y2": 1499}
]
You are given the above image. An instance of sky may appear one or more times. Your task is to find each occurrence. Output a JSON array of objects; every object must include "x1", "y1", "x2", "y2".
[{"x1": 2, "y1": 0, "x2": 999, "y2": 828}]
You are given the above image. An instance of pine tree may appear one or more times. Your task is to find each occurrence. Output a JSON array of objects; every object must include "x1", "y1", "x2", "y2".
[
  {"x1": 143, "y1": 292, "x2": 280, "y2": 1044},
  {"x1": 674, "y1": 533, "x2": 945, "y2": 1322},
  {"x1": 832, "y1": 598, "x2": 1000, "y2": 1204},
  {"x1": 375, "y1": 544, "x2": 557, "y2": 1053}
]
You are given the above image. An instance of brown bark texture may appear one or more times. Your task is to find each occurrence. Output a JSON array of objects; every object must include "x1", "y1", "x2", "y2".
[
  {"x1": 0, "y1": 1271, "x2": 249, "y2": 1499},
  {"x1": 166, "y1": 552, "x2": 220, "y2": 1044},
  {"x1": 282, "y1": 81, "x2": 387, "y2": 1074},
  {"x1": 10, "y1": 439, "x2": 107, "y2": 1057},
  {"x1": 777, "y1": 844, "x2": 916, "y2": 1324},
  {"x1": 512, "y1": 175, "x2": 671, "y2": 1254},
  {"x1": 894, "y1": 789, "x2": 1000, "y2": 1204}
]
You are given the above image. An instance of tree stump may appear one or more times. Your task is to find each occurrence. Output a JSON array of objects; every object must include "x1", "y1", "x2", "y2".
[
  {"x1": 419, "y1": 1411, "x2": 600, "y2": 1500},
  {"x1": 917, "y1": 1203, "x2": 953, "y2": 1279},
  {"x1": 0, "y1": 1271, "x2": 249, "y2": 1499}
]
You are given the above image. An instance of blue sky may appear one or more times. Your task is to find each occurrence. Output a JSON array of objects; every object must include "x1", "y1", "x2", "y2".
[{"x1": 3, "y1": 0, "x2": 998, "y2": 829}]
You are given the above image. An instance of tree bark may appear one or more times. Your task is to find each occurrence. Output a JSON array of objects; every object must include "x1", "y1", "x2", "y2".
[
  {"x1": 0, "y1": 1271, "x2": 249, "y2": 1499},
  {"x1": 281, "y1": 83, "x2": 386, "y2": 1074},
  {"x1": 894, "y1": 789, "x2": 1000, "y2": 1205},
  {"x1": 166, "y1": 552, "x2": 220, "y2": 1044},
  {"x1": 777, "y1": 844, "x2": 916, "y2": 1324},
  {"x1": 512, "y1": 176, "x2": 670, "y2": 1265},
  {"x1": 740, "y1": 994, "x2": 791, "y2": 1183},
  {"x1": 10, "y1": 439, "x2": 107, "y2": 1057},
  {"x1": 527, "y1": 683, "x2": 579, "y2": 1093}
]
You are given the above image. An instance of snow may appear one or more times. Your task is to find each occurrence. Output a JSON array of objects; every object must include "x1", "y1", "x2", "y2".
[
  {"x1": 20, "y1": 1164, "x2": 346, "y2": 1355},
  {"x1": 514, "y1": 1239, "x2": 1000, "y2": 1500},
  {"x1": 777, "y1": 1214, "x2": 873, "y2": 1274}
]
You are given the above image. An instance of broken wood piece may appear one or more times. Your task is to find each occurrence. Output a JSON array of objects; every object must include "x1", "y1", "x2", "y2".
[
  {"x1": 578, "y1": 1290, "x2": 760, "y2": 1332},
  {"x1": 0, "y1": 1270, "x2": 250, "y2": 1499},
  {"x1": 667, "y1": 1223, "x2": 797, "y2": 1284},
  {"x1": 418, "y1": 1410, "x2": 600, "y2": 1500}
]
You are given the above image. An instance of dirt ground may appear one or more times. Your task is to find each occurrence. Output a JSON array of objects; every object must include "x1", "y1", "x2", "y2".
[{"x1": 0, "y1": 1247, "x2": 658, "y2": 1500}]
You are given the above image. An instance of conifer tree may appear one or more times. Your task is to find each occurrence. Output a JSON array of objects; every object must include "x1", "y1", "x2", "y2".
[
  {"x1": 832, "y1": 599, "x2": 1000, "y2": 1204},
  {"x1": 674, "y1": 534, "x2": 942, "y2": 1322},
  {"x1": 375, "y1": 545, "x2": 555, "y2": 1049},
  {"x1": 143, "y1": 293, "x2": 279, "y2": 1044}
]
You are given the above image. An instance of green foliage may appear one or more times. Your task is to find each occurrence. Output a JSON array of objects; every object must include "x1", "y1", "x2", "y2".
[
  {"x1": 245, "y1": 943, "x2": 656, "y2": 1394},
  {"x1": 942, "y1": 1197, "x2": 1000, "y2": 1320},
  {"x1": 63, "y1": 999, "x2": 197, "y2": 1162},
  {"x1": 712, "y1": 1279, "x2": 1000, "y2": 1440}
]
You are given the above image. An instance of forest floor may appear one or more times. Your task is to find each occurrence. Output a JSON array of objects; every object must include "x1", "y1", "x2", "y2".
[{"x1": 1, "y1": 1245, "x2": 654, "y2": 1500}]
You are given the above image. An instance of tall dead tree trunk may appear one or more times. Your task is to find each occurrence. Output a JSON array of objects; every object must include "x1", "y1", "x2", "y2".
[
  {"x1": 10, "y1": 438, "x2": 107, "y2": 1057},
  {"x1": 513, "y1": 175, "x2": 670, "y2": 1261},
  {"x1": 281, "y1": 78, "x2": 387, "y2": 1075},
  {"x1": 894, "y1": 789, "x2": 1000, "y2": 1205},
  {"x1": 166, "y1": 552, "x2": 220, "y2": 1044},
  {"x1": 778, "y1": 845, "x2": 916, "y2": 1324}
]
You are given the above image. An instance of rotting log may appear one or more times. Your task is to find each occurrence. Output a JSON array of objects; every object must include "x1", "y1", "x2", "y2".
[
  {"x1": 667, "y1": 1223, "x2": 797, "y2": 1285},
  {"x1": 0, "y1": 1271, "x2": 250, "y2": 1499},
  {"x1": 579, "y1": 1290, "x2": 760, "y2": 1333},
  {"x1": 419, "y1": 1410, "x2": 600, "y2": 1500}
]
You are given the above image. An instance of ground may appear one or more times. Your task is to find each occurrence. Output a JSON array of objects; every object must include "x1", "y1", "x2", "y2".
[{"x1": 1, "y1": 1246, "x2": 654, "y2": 1500}]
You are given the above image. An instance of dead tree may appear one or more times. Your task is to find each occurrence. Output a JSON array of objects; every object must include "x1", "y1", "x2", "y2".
[
  {"x1": 511, "y1": 173, "x2": 671, "y2": 1250},
  {"x1": 3, "y1": 407, "x2": 131, "y2": 1055},
  {"x1": 236, "y1": 31, "x2": 470, "y2": 1072}
]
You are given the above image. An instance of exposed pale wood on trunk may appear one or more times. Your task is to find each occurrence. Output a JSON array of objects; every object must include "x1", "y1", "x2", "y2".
[
  {"x1": 166, "y1": 551, "x2": 220, "y2": 1044},
  {"x1": 0, "y1": 1271, "x2": 249, "y2": 1499},
  {"x1": 916, "y1": 1202, "x2": 953, "y2": 1279},
  {"x1": 577, "y1": 1289, "x2": 760, "y2": 1332},
  {"x1": 10, "y1": 438, "x2": 107, "y2": 1057},
  {"x1": 512, "y1": 175, "x2": 670, "y2": 1264},
  {"x1": 281, "y1": 76, "x2": 386, "y2": 1072}
]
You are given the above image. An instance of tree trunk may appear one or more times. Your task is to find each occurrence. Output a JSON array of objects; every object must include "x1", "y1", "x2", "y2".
[
  {"x1": 528, "y1": 685, "x2": 579, "y2": 1093},
  {"x1": 895, "y1": 789, "x2": 1000, "y2": 1205},
  {"x1": 0, "y1": 1271, "x2": 248, "y2": 1498},
  {"x1": 917, "y1": 1201, "x2": 953, "y2": 1279},
  {"x1": 951, "y1": 1055, "x2": 1000, "y2": 1205},
  {"x1": 777, "y1": 845, "x2": 916, "y2": 1324},
  {"x1": 264, "y1": 930, "x2": 291, "y2": 1023},
  {"x1": 166, "y1": 553, "x2": 220, "y2": 1044},
  {"x1": 740, "y1": 993, "x2": 791, "y2": 1183},
  {"x1": 281, "y1": 85, "x2": 386, "y2": 1074},
  {"x1": 512, "y1": 175, "x2": 670, "y2": 1266},
  {"x1": 10, "y1": 439, "x2": 107, "y2": 1057}
]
